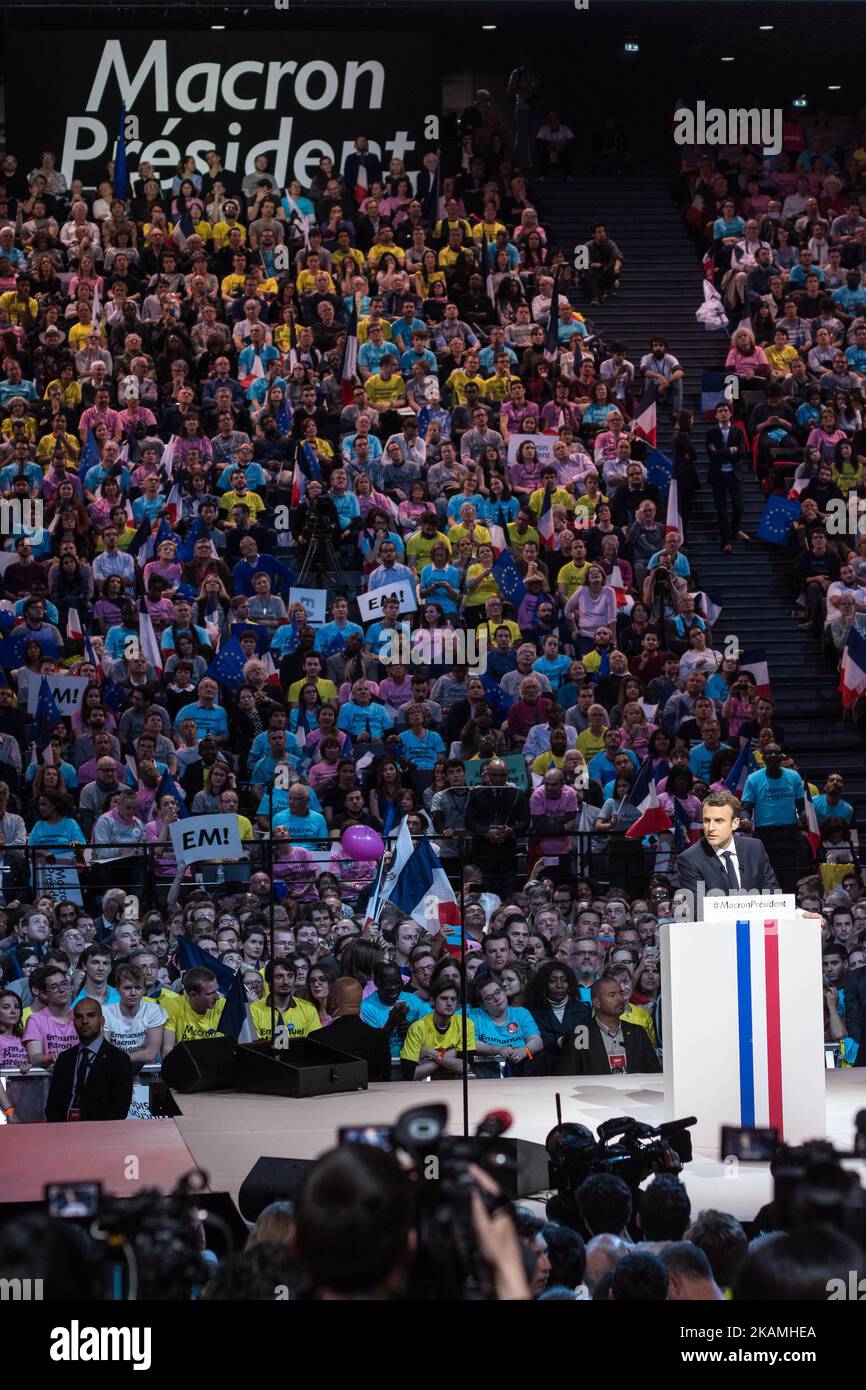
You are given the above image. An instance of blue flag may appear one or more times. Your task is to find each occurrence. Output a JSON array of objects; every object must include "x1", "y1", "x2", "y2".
[
  {"x1": 153, "y1": 769, "x2": 190, "y2": 819},
  {"x1": 725, "y1": 741, "x2": 757, "y2": 797},
  {"x1": 79, "y1": 429, "x2": 100, "y2": 480},
  {"x1": 756, "y1": 494, "x2": 801, "y2": 545},
  {"x1": 480, "y1": 672, "x2": 513, "y2": 719},
  {"x1": 644, "y1": 447, "x2": 674, "y2": 492},
  {"x1": 300, "y1": 440, "x2": 322, "y2": 482},
  {"x1": 0, "y1": 629, "x2": 59, "y2": 669},
  {"x1": 174, "y1": 936, "x2": 236, "y2": 995},
  {"x1": 492, "y1": 549, "x2": 527, "y2": 608},
  {"x1": 174, "y1": 582, "x2": 200, "y2": 603},
  {"x1": 31, "y1": 676, "x2": 65, "y2": 750},
  {"x1": 230, "y1": 623, "x2": 272, "y2": 655},
  {"x1": 177, "y1": 516, "x2": 204, "y2": 564},
  {"x1": 216, "y1": 969, "x2": 255, "y2": 1042},
  {"x1": 543, "y1": 266, "x2": 562, "y2": 363},
  {"x1": 113, "y1": 107, "x2": 128, "y2": 199},
  {"x1": 206, "y1": 636, "x2": 248, "y2": 689},
  {"x1": 101, "y1": 678, "x2": 128, "y2": 714}
]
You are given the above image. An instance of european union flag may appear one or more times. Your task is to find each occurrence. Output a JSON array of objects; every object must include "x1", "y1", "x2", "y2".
[
  {"x1": 231, "y1": 623, "x2": 272, "y2": 654},
  {"x1": 644, "y1": 447, "x2": 674, "y2": 492},
  {"x1": 300, "y1": 440, "x2": 321, "y2": 482},
  {"x1": 206, "y1": 636, "x2": 248, "y2": 689},
  {"x1": 174, "y1": 582, "x2": 200, "y2": 603},
  {"x1": 480, "y1": 672, "x2": 513, "y2": 718},
  {"x1": 79, "y1": 429, "x2": 100, "y2": 480},
  {"x1": 177, "y1": 516, "x2": 204, "y2": 564},
  {"x1": 101, "y1": 678, "x2": 128, "y2": 714},
  {"x1": 756, "y1": 494, "x2": 801, "y2": 545},
  {"x1": 0, "y1": 629, "x2": 59, "y2": 669},
  {"x1": 31, "y1": 676, "x2": 65, "y2": 750},
  {"x1": 492, "y1": 549, "x2": 526, "y2": 608}
]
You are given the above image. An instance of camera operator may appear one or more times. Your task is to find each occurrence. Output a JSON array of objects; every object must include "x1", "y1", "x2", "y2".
[{"x1": 292, "y1": 1143, "x2": 530, "y2": 1300}]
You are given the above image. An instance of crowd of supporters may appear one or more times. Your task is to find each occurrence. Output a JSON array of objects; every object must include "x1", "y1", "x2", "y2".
[
  {"x1": 678, "y1": 106, "x2": 866, "y2": 713},
  {"x1": 0, "y1": 81, "x2": 864, "y2": 1130}
]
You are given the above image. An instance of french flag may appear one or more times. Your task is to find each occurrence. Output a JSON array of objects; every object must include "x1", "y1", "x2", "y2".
[
  {"x1": 354, "y1": 160, "x2": 369, "y2": 207},
  {"x1": 138, "y1": 608, "x2": 163, "y2": 678},
  {"x1": 387, "y1": 833, "x2": 460, "y2": 933},
  {"x1": 725, "y1": 741, "x2": 756, "y2": 798},
  {"x1": 66, "y1": 608, "x2": 84, "y2": 644},
  {"x1": 625, "y1": 756, "x2": 673, "y2": 839},
  {"x1": 240, "y1": 351, "x2": 265, "y2": 391},
  {"x1": 632, "y1": 398, "x2": 657, "y2": 447},
  {"x1": 839, "y1": 627, "x2": 866, "y2": 709},
  {"x1": 803, "y1": 787, "x2": 821, "y2": 859},
  {"x1": 740, "y1": 648, "x2": 771, "y2": 697},
  {"x1": 340, "y1": 298, "x2": 359, "y2": 406},
  {"x1": 537, "y1": 484, "x2": 558, "y2": 550},
  {"x1": 290, "y1": 458, "x2": 306, "y2": 509},
  {"x1": 665, "y1": 454, "x2": 682, "y2": 536},
  {"x1": 165, "y1": 480, "x2": 183, "y2": 528},
  {"x1": 694, "y1": 590, "x2": 723, "y2": 626}
]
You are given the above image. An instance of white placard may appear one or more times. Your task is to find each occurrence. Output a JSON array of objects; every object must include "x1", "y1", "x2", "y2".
[
  {"x1": 289, "y1": 587, "x2": 327, "y2": 627},
  {"x1": 506, "y1": 432, "x2": 559, "y2": 467},
  {"x1": 357, "y1": 578, "x2": 418, "y2": 622},
  {"x1": 702, "y1": 892, "x2": 796, "y2": 921},
  {"x1": 26, "y1": 674, "x2": 89, "y2": 716},
  {"x1": 170, "y1": 814, "x2": 244, "y2": 866}
]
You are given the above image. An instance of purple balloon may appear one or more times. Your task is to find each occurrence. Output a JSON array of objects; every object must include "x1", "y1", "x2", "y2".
[{"x1": 342, "y1": 825, "x2": 385, "y2": 862}]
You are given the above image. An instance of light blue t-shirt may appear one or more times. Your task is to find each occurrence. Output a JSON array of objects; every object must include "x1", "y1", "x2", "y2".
[
  {"x1": 337, "y1": 701, "x2": 393, "y2": 740},
  {"x1": 689, "y1": 740, "x2": 733, "y2": 784},
  {"x1": 399, "y1": 728, "x2": 445, "y2": 770},
  {"x1": 271, "y1": 808, "x2": 328, "y2": 843},
  {"x1": 361, "y1": 990, "x2": 432, "y2": 1056},
  {"x1": 468, "y1": 1006, "x2": 540, "y2": 1050},
  {"x1": 174, "y1": 702, "x2": 229, "y2": 740},
  {"x1": 741, "y1": 767, "x2": 804, "y2": 827},
  {"x1": 313, "y1": 619, "x2": 364, "y2": 657},
  {"x1": 532, "y1": 654, "x2": 572, "y2": 691}
]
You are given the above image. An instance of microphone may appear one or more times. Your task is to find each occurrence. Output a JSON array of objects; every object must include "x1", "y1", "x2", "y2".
[{"x1": 475, "y1": 1109, "x2": 513, "y2": 1140}]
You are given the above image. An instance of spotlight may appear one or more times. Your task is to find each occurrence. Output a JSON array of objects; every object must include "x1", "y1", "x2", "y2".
[
  {"x1": 624, "y1": 38, "x2": 639, "y2": 53},
  {"x1": 721, "y1": 56, "x2": 735, "y2": 63},
  {"x1": 793, "y1": 95, "x2": 808, "y2": 108}
]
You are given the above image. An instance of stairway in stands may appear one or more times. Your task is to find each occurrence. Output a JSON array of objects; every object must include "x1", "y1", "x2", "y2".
[{"x1": 539, "y1": 171, "x2": 866, "y2": 831}]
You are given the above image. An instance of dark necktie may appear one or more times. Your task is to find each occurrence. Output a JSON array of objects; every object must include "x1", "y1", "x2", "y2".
[
  {"x1": 720, "y1": 851, "x2": 739, "y2": 893},
  {"x1": 71, "y1": 1047, "x2": 93, "y2": 1108}
]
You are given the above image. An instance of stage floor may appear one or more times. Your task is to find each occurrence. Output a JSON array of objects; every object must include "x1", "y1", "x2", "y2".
[{"x1": 5, "y1": 1071, "x2": 866, "y2": 1224}]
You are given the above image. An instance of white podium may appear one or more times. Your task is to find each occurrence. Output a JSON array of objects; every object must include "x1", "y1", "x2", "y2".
[{"x1": 661, "y1": 916, "x2": 826, "y2": 1151}]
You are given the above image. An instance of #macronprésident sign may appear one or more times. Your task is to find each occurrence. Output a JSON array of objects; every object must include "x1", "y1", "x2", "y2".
[
  {"x1": 170, "y1": 814, "x2": 243, "y2": 866},
  {"x1": 701, "y1": 892, "x2": 796, "y2": 921},
  {"x1": 7, "y1": 31, "x2": 439, "y2": 191},
  {"x1": 357, "y1": 578, "x2": 418, "y2": 623}
]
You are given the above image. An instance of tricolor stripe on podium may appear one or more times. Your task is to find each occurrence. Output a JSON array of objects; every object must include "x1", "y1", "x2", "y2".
[{"x1": 734, "y1": 919, "x2": 784, "y2": 1134}]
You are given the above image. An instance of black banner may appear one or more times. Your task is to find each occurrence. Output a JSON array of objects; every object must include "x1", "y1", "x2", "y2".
[{"x1": 5, "y1": 31, "x2": 440, "y2": 191}]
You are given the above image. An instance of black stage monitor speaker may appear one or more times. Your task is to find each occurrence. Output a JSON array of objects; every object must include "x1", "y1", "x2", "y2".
[
  {"x1": 238, "y1": 1157, "x2": 315, "y2": 1223},
  {"x1": 161, "y1": 1036, "x2": 238, "y2": 1093},
  {"x1": 487, "y1": 1138, "x2": 552, "y2": 1199},
  {"x1": 234, "y1": 1038, "x2": 368, "y2": 1098}
]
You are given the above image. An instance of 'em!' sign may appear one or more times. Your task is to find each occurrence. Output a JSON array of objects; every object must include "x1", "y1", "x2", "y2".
[{"x1": 7, "y1": 32, "x2": 439, "y2": 191}]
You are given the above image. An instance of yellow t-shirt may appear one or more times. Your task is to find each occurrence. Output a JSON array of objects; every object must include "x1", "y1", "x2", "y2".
[
  {"x1": 765, "y1": 343, "x2": 799, "y2": 373},
  {"x1": 448, "y1": 522, "x2": 491, "y2": 548},
  {"x1": 251, "y1": 995, "x2": 320, "y2": 1042},
  {"x1": 220, "y1": 272, "x2": 248, "y2": 299},
  {"x1": 445, "y1": 370, "x2": 487, "y2": 406},
  {"x1": 0, "y1": 291, "x2": 38, "y2": 324},
  {"x1": 69, "y1": 321, "x2": 104, "y2": 350},
  {"x1": 622, "y1": 1002, "x2": 657, "y2": 1046},
  {"x1": 287, "y1": 677, "x2": 338, "y2": 704},
  {"x1": 401, "y1": 1011, "x2": 476, "y2": 1062},
  {"x1": 464, "y1": 561, "x2": 499, "y2": 608},
  {"x1": 364, "y1": 373, "x2": 405, "y2": 405},
  {"x1": 407, "y1": 530, "x2": 451, "y2": 570},
  {"x1": 44, "y1": 380, "x2": 83, "y2": 409},
  {"x1": 531, "y1": 751, "x2": 566, "y2": 776},
  {"x1": 482, "y1": 374, "x2": 520, "y2": 403},
  {"x1": 507, "y1": 522, "x2": 540, "y2": 549},
  {"x1": 165, "y1": 996, "x2": 226, "y2": 1043},
  {"x1": 529, "y1": 485, "x2": 574, "y2": 516},
  {"x1": 297, "y1": 268, "x2": 336, "y2": 295},
  {"x1": 36, "y1": 431, "x2": 79, "y2": 460},
  {"x1": 332, "y1": 247, "x2": 365, "y2": 276},
  {"x1": 573, "y1": 492, "x2": 608, "y2": 521},
  {"x1": 357, "y1": 316, "x2": 394, "y2": 345},
  {"x1": 369, "y1": 242, "x2": 405, "y2": 266},
  {"x1": 220, "y1": 489, "x2": 266, "y2": 517},
  {"x1": 557, "y1": 560, "x2": 590, "y2": 596},
  {"x1": 576, "y1": 726, "x2": 609, "y2": 761},
  {"x1": 477, "y1": 618, "x2": 521, "y2": 646},
  {"x1": 212, "y1": 221, "x2": 247, "y2": 250},
  {"x1": 147, "y1": 989, "x2": 181, "y2": 1028}
]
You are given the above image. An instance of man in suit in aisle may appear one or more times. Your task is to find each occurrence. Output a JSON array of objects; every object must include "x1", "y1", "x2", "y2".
[
  {"x1": 45, "y1": 998, "x2": 133, "y2": 1122},
  {"x1": 706, "y1": 402, "x2": 751, "y2": 554},
  {"x1": 676, "y1": 790, "x2": 780, "y2": 919}
]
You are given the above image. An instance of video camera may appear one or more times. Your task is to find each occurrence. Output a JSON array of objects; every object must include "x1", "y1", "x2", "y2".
[
  {"x1": 546, "y1": 1113, "x2": 696, "y2": 1212},
  {"x1": 339, "y1": 1103, "x2": 518, "y2": 1299}
]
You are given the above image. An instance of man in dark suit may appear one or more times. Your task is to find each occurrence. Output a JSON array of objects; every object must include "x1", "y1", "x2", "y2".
[
  {"x1": 309, "y1": 978, "x2": 391, "y2": 1082},
  {"x1": 557, "y1": 976, "x2": 661, "y2": 1076},
  {"x1": 45, "y1": 998, "x2": 133, "y2": 1122},
  {"x1": 676, "y1": 791, "x2": 779, "y2": 919},
  {"x1": 706, "y1": 402, "x2": 750, "y2": 554}
]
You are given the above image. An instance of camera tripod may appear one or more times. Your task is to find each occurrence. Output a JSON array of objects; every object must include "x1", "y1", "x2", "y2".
[{"x1": 296, "y1": 532, "x2": 345, "y2": 586}]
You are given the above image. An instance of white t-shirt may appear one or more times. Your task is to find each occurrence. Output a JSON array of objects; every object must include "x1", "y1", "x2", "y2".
[{"x1": 102, "y1": 1000, "x2": 167, "y2": 1054}]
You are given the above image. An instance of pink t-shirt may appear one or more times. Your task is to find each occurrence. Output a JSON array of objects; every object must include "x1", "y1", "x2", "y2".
[
  {"x1": 0, "y1": 1032, "x2": 29, "y2": 1066},
  {"x1": 22, "y1": 1009, "x2": 78, "y2": 1062}
]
